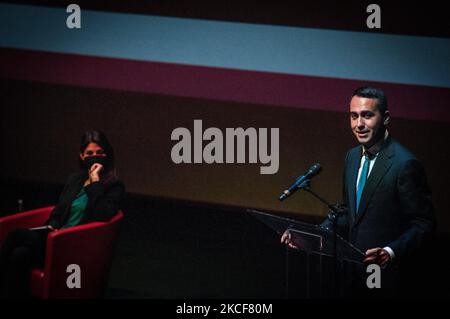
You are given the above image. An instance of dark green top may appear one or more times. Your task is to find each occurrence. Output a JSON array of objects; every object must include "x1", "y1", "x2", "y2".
[{"x1": 62, "y1": 187, "x2": 88, "y2": 229}]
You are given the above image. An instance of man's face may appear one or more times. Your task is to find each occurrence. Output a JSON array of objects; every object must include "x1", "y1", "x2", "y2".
[{"x1": 350, "y1": 96, "x2": 388, "y2": 147}]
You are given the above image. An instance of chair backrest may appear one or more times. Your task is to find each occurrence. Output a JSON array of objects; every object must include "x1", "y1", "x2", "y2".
[{"x1": 38, "y1": 211, "x2": 124, "y2": 299}]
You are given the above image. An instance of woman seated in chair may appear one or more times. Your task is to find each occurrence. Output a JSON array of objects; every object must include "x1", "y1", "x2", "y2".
[{"x1": 0, "y1": 130, "x2": 125, "y2": 298}]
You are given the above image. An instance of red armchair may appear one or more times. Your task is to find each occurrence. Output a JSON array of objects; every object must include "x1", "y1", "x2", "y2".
[{"x1": 0, "y1": 206, "x2": 123, "y2": 299}]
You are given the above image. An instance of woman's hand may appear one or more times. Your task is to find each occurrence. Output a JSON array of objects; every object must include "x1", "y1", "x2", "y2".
[{"x1": 89, "y1": 163, "x2": 103, "y2": 183}]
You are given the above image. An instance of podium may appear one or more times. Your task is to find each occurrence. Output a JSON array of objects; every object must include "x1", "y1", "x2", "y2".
[{"x1": 248, "y1": 209, "x2": 365, "y2": 298}]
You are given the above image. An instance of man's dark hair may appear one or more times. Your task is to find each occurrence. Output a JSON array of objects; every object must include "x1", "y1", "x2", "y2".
[{"x1": 352, "y1": 86, "x2": 388, "y2": 114}]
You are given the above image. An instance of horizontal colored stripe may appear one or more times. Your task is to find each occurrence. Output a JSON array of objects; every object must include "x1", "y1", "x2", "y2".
[
  {"x1": 5, "y1": 0, "x2": 450, "y2": 38},
  {"x1": 1, "y1": 48, "x2": 449, "y2": 123},
  {"x1": 1, "y1": 3, "x2": 450, "y2": 88}
]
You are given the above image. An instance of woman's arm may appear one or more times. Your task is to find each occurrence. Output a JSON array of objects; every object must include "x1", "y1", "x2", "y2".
[{"x1": 83, "y1": 179, "x2": 125, "y2": 222}]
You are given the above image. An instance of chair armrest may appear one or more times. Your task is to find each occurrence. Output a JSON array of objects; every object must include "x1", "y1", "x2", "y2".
[
  {"x1": 45, "y1": 221, "x2": 119, "y2": 265},
  {"x1": 0, "y1": 206, "x2": 54, "y2": 246},
  {"x1": 42, "y1": 214, "x2": 123, "y2": 298},
  {"x1": 46, "y1": 211, "x2": 123, "y2": 251}
]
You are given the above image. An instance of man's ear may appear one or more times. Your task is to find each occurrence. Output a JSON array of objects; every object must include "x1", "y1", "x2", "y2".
[
  {"x1": 79, "y1": 153, "x2": 84, "y2": 161},
  {"x1": 383, "y1": 110, "x2": 390, "y2": 126}
]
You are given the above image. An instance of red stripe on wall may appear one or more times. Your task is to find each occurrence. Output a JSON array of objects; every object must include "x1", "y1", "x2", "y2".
[{"x1": 1, "y1": 48, "x2": 449, "y2": 123}]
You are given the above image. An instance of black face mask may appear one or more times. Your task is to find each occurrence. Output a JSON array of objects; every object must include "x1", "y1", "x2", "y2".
[{"x1": 83, "y1": 156, "x2": 108, "y2": 171}]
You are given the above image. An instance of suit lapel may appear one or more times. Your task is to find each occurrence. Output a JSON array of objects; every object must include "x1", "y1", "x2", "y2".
[
  {"x1": 354, "y1": 138, "x2": 395, "y2": 225},
  {"x1": 60, "y1": 173, "x2": 86, "y2": 219},
  {"x1": 347, "y1": 148, "x2": 361, "y2": 222}
]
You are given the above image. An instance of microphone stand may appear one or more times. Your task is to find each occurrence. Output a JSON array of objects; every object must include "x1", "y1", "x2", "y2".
[{"x1": 295, "y1": 179, "x2": 345, "y2": 298}]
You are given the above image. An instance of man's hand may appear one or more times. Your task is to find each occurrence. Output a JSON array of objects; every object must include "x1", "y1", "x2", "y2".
[
  {"x1": 89, "y1": 163, "x2": 103, "y2": 183},
  {"x1": 280, "y1": 230, "x2": 300, "y2": 250},
  {"x1": 363, "y1": 247, "x2": 391, "y2": 267}
]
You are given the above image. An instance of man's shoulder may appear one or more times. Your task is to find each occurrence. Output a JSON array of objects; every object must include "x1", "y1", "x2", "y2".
[
  {"x1": 388, "y1": 138, "x2": 418, "y2": 163},
  {"x1": 346, "y1": 145, "x2": 361, "y2": 159},
  {"x1": 345, "y1": 138, "x2": 418, "y2": 162}
]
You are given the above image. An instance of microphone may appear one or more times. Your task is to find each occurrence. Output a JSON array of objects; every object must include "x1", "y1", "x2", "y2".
[{"x1": 278, "y1": 163, "x2": 322, "y2": 201}]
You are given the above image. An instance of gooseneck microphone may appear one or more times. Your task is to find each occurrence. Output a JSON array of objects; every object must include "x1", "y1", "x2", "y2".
[{"x1": 278, "y1": 163, "x2": 322, "y2": 201}]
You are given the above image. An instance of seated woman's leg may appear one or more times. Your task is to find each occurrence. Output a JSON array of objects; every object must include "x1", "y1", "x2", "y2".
[{"x1": 0, "y1": 229, "x2": 48, "y2": 298}]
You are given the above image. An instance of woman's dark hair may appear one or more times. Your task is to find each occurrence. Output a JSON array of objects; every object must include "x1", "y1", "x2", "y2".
[
  {"x1": 352, "y1": 86, "x2": 388, "y2": 114},
  {"x1": 79, "y1": 130, "x2": 115, "y2": 171}
]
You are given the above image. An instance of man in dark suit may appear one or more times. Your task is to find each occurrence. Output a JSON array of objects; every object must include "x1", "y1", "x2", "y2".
[{"x1": 282, "y1": 86, "x2": 435, "y2": 297}]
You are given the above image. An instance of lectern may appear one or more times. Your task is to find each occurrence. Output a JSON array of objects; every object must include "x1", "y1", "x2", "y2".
[{"x1": 248, "y1": 209, "x2": 364, "y2": 298}]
